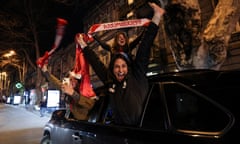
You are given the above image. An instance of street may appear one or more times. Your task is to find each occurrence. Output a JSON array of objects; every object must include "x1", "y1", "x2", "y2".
[{"x1": 0, "y1": 103, "x2": 50, "y2": 144}]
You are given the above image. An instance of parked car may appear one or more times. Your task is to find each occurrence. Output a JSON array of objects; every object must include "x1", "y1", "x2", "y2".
[{"x1": 40, "y1": 69, "x2": 240, "y2": 144}]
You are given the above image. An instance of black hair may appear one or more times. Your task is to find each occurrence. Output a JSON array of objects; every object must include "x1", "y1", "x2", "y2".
[{"x1": 109, "y1": 52, "x2": 131, "y2": 74}]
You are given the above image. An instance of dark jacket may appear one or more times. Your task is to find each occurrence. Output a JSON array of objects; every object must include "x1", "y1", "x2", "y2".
[
  {"x1": 40, "y1": 100, "x2": 47, "y2": 108},
  {"x1": 83, "y1": 22, "x2": 159, "y2": 125}
]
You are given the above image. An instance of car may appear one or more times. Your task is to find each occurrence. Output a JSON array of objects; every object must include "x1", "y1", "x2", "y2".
[{"x1": 40, "y1": 69, "x2": 240, "y2": 144}]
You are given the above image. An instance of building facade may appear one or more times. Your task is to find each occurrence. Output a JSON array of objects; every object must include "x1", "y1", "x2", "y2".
[{"x1": 45, "y1": 0, "x2": 240, "y2": 89}]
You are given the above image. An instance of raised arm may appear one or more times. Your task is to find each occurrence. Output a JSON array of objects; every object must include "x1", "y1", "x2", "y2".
[
  {"x1": 75, "y1": 33, "x2": 109, "y2": 84},
  {"x1": 134, "y1": 2, "x2": 165, "y2": 74},
  {"x1": 129, "y1": 30, "x2": 144, "y2": 52},
  {"x1": 40, "y1": 64, "x2": 62, "y2": 89},
  {"x1": 92, "y1": 34, "x2": 111, "y2": 52}
]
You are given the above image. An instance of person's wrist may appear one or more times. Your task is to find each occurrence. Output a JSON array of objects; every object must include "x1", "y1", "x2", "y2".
[
  {"x1": 41, "y1": 65, "x2": 48, "y2": 72},
  {"x1": 80, "y1": 42, "x2": 87, "y2": 49},
  {"x1": 149, "y1": 2, "x2": 165, "y2": 25},
  {"x1": 75, "y1": 33, "x2": 88, "y2": 49},
  {"x1": 152, "y1": 15, "x2": 161, "y2": 25}
]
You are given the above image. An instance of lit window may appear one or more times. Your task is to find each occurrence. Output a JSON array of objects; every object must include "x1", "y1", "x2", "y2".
[
  {"x1": 127, "y1": 11, "x2": 134, "y2": 18},
  {"x1": 128, "y1": 0, "x2": 134, "y2": 5}
]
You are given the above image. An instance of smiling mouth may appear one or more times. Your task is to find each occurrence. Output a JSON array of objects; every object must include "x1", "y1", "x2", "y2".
[
  {"x1": 118, "y1": 71, "x2": 125, "y2": 76},
  {"x1": 117, "y1": 72, "x2": 125, "y2": 81}
]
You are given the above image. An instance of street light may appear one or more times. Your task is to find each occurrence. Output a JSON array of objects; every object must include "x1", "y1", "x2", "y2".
[
  {"x1": 1, "y1": 50, "x2": 26, "y2": 83},
  {"x1": 0, "y1": 50, "x2": 27, "y2": 97}
]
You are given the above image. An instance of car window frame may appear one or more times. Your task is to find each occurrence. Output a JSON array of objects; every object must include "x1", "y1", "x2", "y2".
[{"x1": 140, "y1": 81, "x2": 235, "y2": 138}]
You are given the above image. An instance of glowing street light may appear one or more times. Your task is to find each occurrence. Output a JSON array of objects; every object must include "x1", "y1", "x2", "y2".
[{"x1": 1, "y1": 50, "x2": 26, "y2": 88}]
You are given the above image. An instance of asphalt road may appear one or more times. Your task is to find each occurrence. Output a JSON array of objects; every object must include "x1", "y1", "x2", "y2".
[{"x1": 0, "y1": 103, "x2": 50, "y2": 144}]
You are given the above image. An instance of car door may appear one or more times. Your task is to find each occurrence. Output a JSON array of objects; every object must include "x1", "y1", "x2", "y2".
[
  {"x1": 139, "y1": 82, "x2": 235, "y2": 144},
  {"x1": 49, "y1": 119, "x2": 104, "y2": 144},
  {"x1": 59, "y1": 80, "x2": 235, "y2": 144},
  {"x1": 49, "y1": 118, "x2": 84, "y2": 144}
]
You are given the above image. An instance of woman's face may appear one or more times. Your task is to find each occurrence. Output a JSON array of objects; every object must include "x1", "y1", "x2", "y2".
[
  {"x1": 117, "y1": 34, "x2": 127, "y2": 47},
  {"x1": 113, "y1": 58, "x2": 128, "y2": 82}
]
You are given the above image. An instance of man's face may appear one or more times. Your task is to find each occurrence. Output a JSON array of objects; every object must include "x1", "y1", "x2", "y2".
[
  {"x1": 117, "y1": 34, "x2": 127, "y2": 47},
  {"x1": 113, "y1": 58, "x2": 128, "y2": 82},
  {"x1": 69, "y1": 76, "x2": 78, "y2": 88}
]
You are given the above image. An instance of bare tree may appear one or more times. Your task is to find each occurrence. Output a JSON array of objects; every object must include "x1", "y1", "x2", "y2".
[{"x1": 0, "y1": 0, "x2": 56, "y2": 103}]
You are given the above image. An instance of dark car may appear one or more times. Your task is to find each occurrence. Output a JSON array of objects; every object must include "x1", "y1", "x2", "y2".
[{"x1": 40, "y1": 70, "x2": 240, "y2": 144}]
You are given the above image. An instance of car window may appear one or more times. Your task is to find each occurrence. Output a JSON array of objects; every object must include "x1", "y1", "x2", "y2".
[
  {"x1": 88, "y1": 95, "x2": 109, "y2": 123},
  {"x1": 141, "y1": 84, "x2": 165, "y2": 130},
  {"x1": 141, "y1": 82, "x2": 233, "y2": 135},
  {"x1": 164, "y1": 82, "x2": 232, "y2": 132}
]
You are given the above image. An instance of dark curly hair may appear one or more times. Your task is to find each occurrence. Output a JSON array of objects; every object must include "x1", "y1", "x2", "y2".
[{"x1": 107, "y1": 52, "x2": 132, "y2": 83}]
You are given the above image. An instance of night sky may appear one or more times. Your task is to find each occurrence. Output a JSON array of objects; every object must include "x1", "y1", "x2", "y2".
[{"x1": 0, "y1": 0, "x2": 100, "y2": 56}]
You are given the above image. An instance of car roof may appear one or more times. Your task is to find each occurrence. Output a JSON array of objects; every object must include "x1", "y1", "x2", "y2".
[{"x1": 148, "y1": 69, "x2": 240, "y2": 84}]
